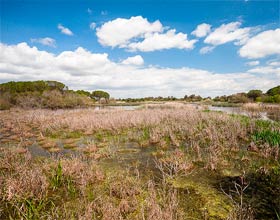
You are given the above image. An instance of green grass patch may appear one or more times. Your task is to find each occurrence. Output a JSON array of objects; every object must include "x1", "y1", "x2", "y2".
[
  {"x1": 50, "y1": 161, "x2": 63, "y2": 190},
  {"x1": 44, "y1": 129, "x2": 83, "y2": 139},
  {"x1": 252, "y1": 130, "x2": 280, "y2": 146},
  {"x1": 212, "y1": 102, "x2": 241, "y2": 107},
  {"x1": 255, "y1": 119, "x2": 274, "y2": 130}
]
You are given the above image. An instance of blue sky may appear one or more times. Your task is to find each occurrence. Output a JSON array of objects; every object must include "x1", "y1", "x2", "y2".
[{"x1": 0, "y1": 0, "x2": 280, "y2": 98}]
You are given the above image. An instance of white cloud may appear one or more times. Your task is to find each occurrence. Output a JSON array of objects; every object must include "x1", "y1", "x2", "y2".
[
  {"x1": 89, "y1": 22, "x2": 96, "y2": 30},
  {"x1": 122, "y1": 55, "x2": 144, "y2": 66},
  {"x1": 199, "y1": 46, "x2": 215, "y2": 54},
  {"x1": 96, "y1": 16, "x2": 196, "y2": 52},
  {"x1": 30, "y1": 37, "x2": 56, "y2": 47},
  {"x1": 246, "y1": 61, "x2": 259, "y2": 66},
  {"x1": 57, "y1": 24, "x2": 73, "y2": 36},
  {"x1": 55, "y1": 47, "x2": 111, "y2": 76},
  {"x1": 204, "y1": 22, "x2": 251, "y2": 46},
  {"x1": 191, "y1": 23, "x2": 211, "y2": 38},
  {"x1": 96, "y1": 16, "x2": 163, "y2": 48},
  {"x1": 239, "y1": 29, "x2": 280, "y2": 59},
  {"x1": 0, "y1": 42, "x2": 279, "y2": 98},
  {"x1": 127, "y1": 29, "x2": 197, "y2": 52}
]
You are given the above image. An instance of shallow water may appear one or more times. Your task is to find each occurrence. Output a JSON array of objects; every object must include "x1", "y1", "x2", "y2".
[
  {"x1": 94, "y1": 105, "x2": 140, "y2": 111},
  {"x1": 26, "y1": 138, "x2": 159, "y2": 176},
  {"x1": 93, "y1": 104, "x2": 280, "y2": 121},
  {"x1": 99, "y1": 142, "x2": 160, "y2": 177},
  {"x1": 208, "y1": 106, "x2": 280, "y2": 121}
]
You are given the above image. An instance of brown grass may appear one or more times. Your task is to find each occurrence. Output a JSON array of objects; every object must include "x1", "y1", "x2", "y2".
[
  {"x1": 0, "y1": 150, "x2": 48, "y2": 201},
  {"x1": 1, "y1": 105, "x2": 279, "y2": 219},
  {"x1": 0, "y1": 148, "x2": 185, "y2": 220},
  {"x1": 1, "y1": 105, "x2": 273, "y2": 169}
]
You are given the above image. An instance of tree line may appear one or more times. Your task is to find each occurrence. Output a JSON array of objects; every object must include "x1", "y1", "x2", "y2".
[
  {"x1": 0, "y1": 80, "x2": 279, "y2": 110},
  {"x1": 118, "y1": 85, "x2": 280, "y2": 104},
  {"x1": 213, "y1": 86, "x2": 280, "y2": 103}
]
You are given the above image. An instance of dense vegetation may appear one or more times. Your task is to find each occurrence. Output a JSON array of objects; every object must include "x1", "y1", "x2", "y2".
[
  {"x1": 0, "y1": 81, "x2": 110, "y2": 110},
  {"x1": 118, "y1": 94, "x2": 206, "y2": 103},
  {"x1": 118, "y1": 85, "x2": 280, "y2": 104},
  {"x1": 214, "y1": 85, "x2": 280, "y2": 103},
  {"x1": 1, "y1": 80, "x2": 279, "y2": 219},
  {"x1": 1, "y1": 81, "x2": 279, "y2": 110},
  {"x1": 0, "y1": 104, "x2": 279, "y2": 219}
]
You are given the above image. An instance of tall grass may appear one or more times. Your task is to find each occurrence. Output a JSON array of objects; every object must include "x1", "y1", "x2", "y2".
[
  {"x1": 1, "y1": 104, "x2": 279, "y2": 166},
  {"x1": 1, "y1": 105, "x2": 280, "y2": 219},
  {"x1": 0, "y1": 148, "x2": 183, "y2": 219}
]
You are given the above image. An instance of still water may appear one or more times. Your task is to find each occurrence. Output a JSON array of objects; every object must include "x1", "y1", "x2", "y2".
[{"x1": 208, "y1": 106, "x2": 280, "y2": 122}]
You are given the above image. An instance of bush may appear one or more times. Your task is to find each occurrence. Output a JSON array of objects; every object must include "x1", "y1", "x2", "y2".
[
  {"x1": 228, "y1": 93, "x2": 250, "y2": 103},
  {"x1": 41, "y1": 90, "x2": 91, "y2": 109},
  {"x1": 262, "y1": 95, "x2": 280, "y2": 103},
  {"x1": 0, "y1": 97, "x2": 11, "y2": 110},
  {"x1": 0, "y1": 81, "x2": 94, "y2": 109}
]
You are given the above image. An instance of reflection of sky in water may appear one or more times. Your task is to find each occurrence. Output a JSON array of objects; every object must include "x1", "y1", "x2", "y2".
[
  {"x1": 28, "y1": 143, "x2": 50, "y2": 157},
  {"x1": 208, "y1": 106, "x2": 279, "y2": 122},
  {"x1": 94, "y1": 104, "x2": 280, "y2": 121},
  {"x1": 28, "y1": 142, "x2": 81, "y2": 158},
  {"x1": 94, "y1": 105, "x2": 140, "y2": 111}
]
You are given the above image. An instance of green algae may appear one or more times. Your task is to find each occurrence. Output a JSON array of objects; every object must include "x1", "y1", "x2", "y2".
[
  {"x1": 220, "y1": 168, "x2": 242, "y2": 177},
  {"x1": 169, "y1": 176, "x2": 233, "y2": 220}
]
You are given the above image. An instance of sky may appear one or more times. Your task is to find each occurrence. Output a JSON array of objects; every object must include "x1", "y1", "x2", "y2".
[{"x1": 0, "y1": 0, "x2": 280, "y2": 98}]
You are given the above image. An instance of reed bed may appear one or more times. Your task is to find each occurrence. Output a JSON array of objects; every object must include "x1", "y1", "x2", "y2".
[
  {"x1": 1, "y1": 105, "x2": 280, "y2": 219},
  {"x1": 23, "y1": 105, "x2": 196, "y2": 132},
  {"x1": 1, "y1": 105, "x2": 279, "y2": 165},
  {"x1": 7, "y1": 106, "x2": 250, "y2": 139},
  {"x1": 242, "y1": 103, "x2": 280, "y2": 115},
  {"x1": 0, "y1": 148, "x2": 183, "y2": 220}
]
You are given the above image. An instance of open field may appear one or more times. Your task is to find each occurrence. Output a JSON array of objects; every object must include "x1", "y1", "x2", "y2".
[{"x1": 0, "y1": 104, "x2": 280, "y2": 219}]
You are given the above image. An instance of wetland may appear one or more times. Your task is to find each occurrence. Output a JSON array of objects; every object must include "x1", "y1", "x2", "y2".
[{"x1": 0, "y1": 103, "x2": 280, "y2": 219}]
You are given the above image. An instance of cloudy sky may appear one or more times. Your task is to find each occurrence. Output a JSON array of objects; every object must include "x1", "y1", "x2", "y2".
[{"x1": 1, "y1": 0, "x2": 280, "y2": 98}]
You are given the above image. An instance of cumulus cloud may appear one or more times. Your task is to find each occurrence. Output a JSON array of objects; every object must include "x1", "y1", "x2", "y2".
[
  {"x1": 58, "y1": 24, "x2": 73, "y2": 36},
  {"x1": 96, "y1": 16, "x2": 196, "y2": 52},
  {"x1": 199, "y1": 46, "x2": 215, "y2": 54},
  {"x1": 246, "y1": 61, "x2": 259, "y2": 66},
  {"x1": 127, "y1": 30, "x2": 197, "y2": 52},
  {"x1": 96, "y1": 16, "x2": 163, "y2": 47},
  {"x1": 239, "y1": 29, "x2": 280, "y2": 59},
  {"x1": 30, "y1": 37, "x2": 56, "y2": 47},
  {"x1": 0, "y1": 42, "x2": 279, "y2": 98},
  {"x1": 191, "y1": 23, "x2": 211, "y2": 38},
  {"x1": 122, "y1": 55, "x2": 144, "y2": 65},
  {"x1": 204, "y1": 22, "x2": 252, "y2": 46},
  {"x1": 89, "y1": 22, "x2": 96, "y2": 30}
]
